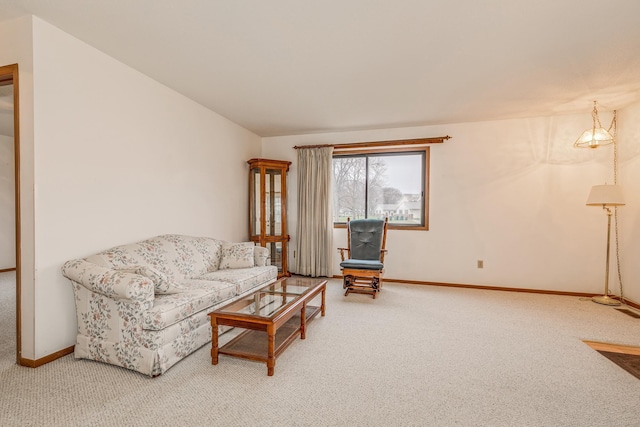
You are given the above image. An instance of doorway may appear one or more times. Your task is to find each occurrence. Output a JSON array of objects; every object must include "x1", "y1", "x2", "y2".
[{"x1": 0, "y1": 63, "x2": 21, "y2": 364}]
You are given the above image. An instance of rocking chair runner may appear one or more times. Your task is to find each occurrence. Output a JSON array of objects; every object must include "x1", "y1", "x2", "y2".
[{"x1": 338, "y1": 218, "x2": 388, "y2": 298}]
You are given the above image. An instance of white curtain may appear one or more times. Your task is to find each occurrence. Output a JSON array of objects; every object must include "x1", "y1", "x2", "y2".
[{"x1": 294, "y1": 146, "x2": 334, "y2": 277}]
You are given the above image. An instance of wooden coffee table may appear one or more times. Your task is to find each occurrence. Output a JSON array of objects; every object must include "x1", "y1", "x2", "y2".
[{"x1": 208, "y1": 277, "x2": 326, "y2": 376}]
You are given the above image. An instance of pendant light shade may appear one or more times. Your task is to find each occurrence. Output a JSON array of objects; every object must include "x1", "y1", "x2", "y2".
[{"x1": 574, "y1": 101, "x2": 615, "y2": 148}]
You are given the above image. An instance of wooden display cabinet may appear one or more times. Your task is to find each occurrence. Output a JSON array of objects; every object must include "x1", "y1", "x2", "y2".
[{"x1": 248, "y1": 158, "x2": 291, "y2": 277}]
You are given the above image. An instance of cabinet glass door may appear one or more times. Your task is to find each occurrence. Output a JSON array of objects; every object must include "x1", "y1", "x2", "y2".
[
  {"x1": 265, "y1": 168, "x2": 282, "y2": 237},
  {"x1": 247, "y1": 159, "x2": 291, "y2": 277},
  {"x1": 266, "y1": 241, "x2": 283, "y2": 273},
  {"x1": 251, "y1": 167, "x2": 261, "y2": 236}
]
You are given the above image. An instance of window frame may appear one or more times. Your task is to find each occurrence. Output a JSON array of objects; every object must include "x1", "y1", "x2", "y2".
[{"x1": 332, "y1": 146, "x2": 430, "y2": 231}]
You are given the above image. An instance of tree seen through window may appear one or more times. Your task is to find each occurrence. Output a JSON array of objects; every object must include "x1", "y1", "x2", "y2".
[{"x1": 332, "y1": 149, "x2": 427, "y2": 228}]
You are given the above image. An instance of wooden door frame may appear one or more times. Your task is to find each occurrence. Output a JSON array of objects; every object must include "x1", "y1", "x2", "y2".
[{"x1": 0, "y1": 63, "x2": 21, "y2": 364}]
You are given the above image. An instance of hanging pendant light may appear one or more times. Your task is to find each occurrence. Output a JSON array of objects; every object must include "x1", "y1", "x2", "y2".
[{"x1": 574, "y1": 101, "x2": 615, "y2": 148}]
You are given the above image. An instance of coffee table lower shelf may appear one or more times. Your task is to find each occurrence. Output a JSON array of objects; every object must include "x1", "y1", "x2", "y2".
[{"x1": 219, "y1": 305, "x2": 321, "y2": 364}]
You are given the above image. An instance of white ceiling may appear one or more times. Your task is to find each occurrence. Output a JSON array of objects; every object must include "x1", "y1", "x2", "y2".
[{"x1": 1, "y1": 1, "x2": 640, "y2": 137}]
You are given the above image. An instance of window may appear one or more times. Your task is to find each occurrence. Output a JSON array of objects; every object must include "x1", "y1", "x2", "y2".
[{"x1": 333, "y1": 147, "x2": 429, "y2": 230}]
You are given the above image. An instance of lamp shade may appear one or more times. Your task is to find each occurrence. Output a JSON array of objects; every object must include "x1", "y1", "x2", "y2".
[
  {"x1": 586, "y1": 184, "x2": 625, "y2": 206},
  {"x1": 574, "y1": 127, "x2": 614, "y2": 148}
]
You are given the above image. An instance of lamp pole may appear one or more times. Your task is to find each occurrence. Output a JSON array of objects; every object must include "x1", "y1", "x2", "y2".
[{"x1": 592, "y1": 206, "x2": 620, "y2": 306}]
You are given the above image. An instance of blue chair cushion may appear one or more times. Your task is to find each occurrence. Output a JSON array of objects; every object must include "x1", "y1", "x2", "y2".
[{"x1": 340, "y1": 259, "x2": 384, "y2": 271}]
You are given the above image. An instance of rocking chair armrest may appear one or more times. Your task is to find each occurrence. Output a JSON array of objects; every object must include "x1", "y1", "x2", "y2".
[{"x1": 338, "y1": 247, "x2": 349, "y2": 262}]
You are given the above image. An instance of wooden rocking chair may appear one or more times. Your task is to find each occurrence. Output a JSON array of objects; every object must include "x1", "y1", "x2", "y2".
[{"x1": 338, "y1": 218, "x2": 388, "y2": 299}]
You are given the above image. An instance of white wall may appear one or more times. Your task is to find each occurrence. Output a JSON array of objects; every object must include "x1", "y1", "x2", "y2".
[
  {"x1": 0, "y1": 135, "x2": 15, "y2": 269},
  {"x1": 0, "y1": 55, "x2": 15, "y2": 271},
  {"x1": 0, "y1": 15, "x2": 36, "y2": 359},
  {"x1": 263, "y1": 104, "x2": 640, "y2": 303},
  {"x1": 617, "y1": 100, "x2": 640, "y2": 304},
  {"x1": 5, "y1": 17, "x2": 261, "y2": 359}
]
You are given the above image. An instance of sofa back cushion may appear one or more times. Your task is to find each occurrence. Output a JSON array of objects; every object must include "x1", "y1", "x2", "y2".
[
  {"x1": 157, "y1": 234, "x2": 224, "y2": 276},
  {"x1": 85, "y1": 235, "x2": 223, "y2": 290}
]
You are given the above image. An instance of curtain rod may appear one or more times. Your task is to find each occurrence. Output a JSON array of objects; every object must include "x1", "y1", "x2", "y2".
[{"x1": 293, "y1": 136, "x2": 451, "y2": 150}]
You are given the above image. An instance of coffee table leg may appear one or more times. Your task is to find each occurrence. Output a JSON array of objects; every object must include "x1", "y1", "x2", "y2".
[
  {"x1": 301, "y1": 302, "x2": 307, "y2": 340},
  {"x1": 321, "y1": 286, "x2": 326, "y2": 316},
  {"x1": 267, "y1": 325, "x2": 275, "y2": 376},
  {"x1": 211, "y1": 318, "x2": 219, "y2": 365}
]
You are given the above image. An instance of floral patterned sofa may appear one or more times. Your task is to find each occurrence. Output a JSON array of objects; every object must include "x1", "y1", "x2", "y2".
[{"x1": 61, "y1": 234, "x2": 278, "y2": 376}]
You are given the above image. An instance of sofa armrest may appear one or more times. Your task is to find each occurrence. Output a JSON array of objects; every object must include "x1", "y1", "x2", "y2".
[
  {"x1": 253, "y1": 246, "x2": 271, "y2": 267},
  {"x1": 62, "y1": 259, "x2": 154, "y2": 304}
]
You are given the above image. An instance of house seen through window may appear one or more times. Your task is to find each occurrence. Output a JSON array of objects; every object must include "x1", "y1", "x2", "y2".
[{"x1": 332, "y1": 147, "x2": 429, "y2": 230}]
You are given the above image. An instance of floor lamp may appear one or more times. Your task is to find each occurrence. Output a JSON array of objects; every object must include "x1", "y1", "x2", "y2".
[{"x1": 586, "y1": 184, "x2": 625, "y2": 306}]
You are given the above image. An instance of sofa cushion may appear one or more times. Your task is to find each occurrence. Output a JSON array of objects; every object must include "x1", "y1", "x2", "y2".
[
  {"x1": 142, "y1": 279, "x2": 239, "y2": 331},
  {"x1": 219, "y1": 242, "x2": 255, "y2": 269},
  {"x1": 253, "y1": 246, "x2": 269, "y2": 267},
  {"x1": 158, "y1": 234, "x2": 224, "y2": 276},
  {"x1": 115, "y1": 265, "x2": 186, "y2": 294},
  {"x1": 85, "y1": 235, "x2": 224, "y2": 284},
  {"x1": 86, "y1": 237, "x2": 182, "y2": 283},
  {"x1": 196, "y1": 266, "x2": 277, "y2": 295}
]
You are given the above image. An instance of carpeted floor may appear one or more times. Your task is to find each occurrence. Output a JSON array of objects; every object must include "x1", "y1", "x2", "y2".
[
  {"x1": 2, "y1": 272, "x2": 640, "y2": 426},
  {"x1": 0, "y1": 271, "x2": 15, "y2": 365}
]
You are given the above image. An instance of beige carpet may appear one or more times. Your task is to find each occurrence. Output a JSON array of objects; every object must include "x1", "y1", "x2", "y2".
[
  {"x1": 2, "y1": 272, "x2": 640, "y2": 426},
  {"x1": 0, "y1": 271, "x2": 16, "y2": 365}
]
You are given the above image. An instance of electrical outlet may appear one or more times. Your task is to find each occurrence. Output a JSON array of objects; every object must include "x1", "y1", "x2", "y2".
[{"x1": 477, "y1": 260, "x2": 484, "y2": 268}]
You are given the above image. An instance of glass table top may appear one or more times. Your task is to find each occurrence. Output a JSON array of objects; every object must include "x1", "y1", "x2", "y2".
[
  {"x1": 261, "y1": 277, "x2": 321, "y2": 295},
  {"x1": 214, "y1": 277, "x2": 325, "y2": 319}
]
